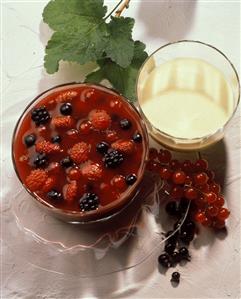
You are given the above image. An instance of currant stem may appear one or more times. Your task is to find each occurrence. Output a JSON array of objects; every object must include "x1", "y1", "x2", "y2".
[
  {"x1": 104, "y1": 0, "x2": 124, "y2": 20},
  {"x1": 115, "y1": 0, "x2": 131, "y2": 17}
]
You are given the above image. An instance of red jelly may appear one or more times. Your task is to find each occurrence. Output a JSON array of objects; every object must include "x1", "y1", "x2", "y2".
[{"x1": 12, "y1": 83, "x2": 148, "y2": 222}]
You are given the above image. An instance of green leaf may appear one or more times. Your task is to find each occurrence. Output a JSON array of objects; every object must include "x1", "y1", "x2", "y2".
[
  {"x1": 86, "y1": 41, "x2": 148, "y2": 101},
  {"x1": 44, "y1": 22, "x2": 108, "y2": 74},
  {"x1": 85, "y1": 68, "x2": 105, "y2": 83},
  {"x1": 43, "y1": 0, "x2": 109, "y2": 74},
  {"x1": 43, "y1": 0, "x2": 107, "y2": 31},
  {"x1": 105, "y1": 17, "x2": 135, "y2": 68}
]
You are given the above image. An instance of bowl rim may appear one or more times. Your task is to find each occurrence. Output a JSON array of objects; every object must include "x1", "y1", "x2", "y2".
[
  {"x1": 136, "y1": 39, "x2": 240, "y2": 142},
  {"x1": 12, "y1": 82, "x2": 149, "y2": 223}
]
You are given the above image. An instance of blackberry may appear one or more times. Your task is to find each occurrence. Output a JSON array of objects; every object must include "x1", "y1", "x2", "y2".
[
  {"x1": 171, "y1": 272, "x2": 180, "y2": 283},
  {"x1": 79, "y1": 193, "x2": 99, "y2": 212},
  {"x1": 132, "y1": 132, "x2": 142, "y2": 143},
  {"x1": 60, "y1": 102, "x2": 72, "y2": 115},
  {"x1": 120, "y1": 119, "x2": 132, "y2": 130},
  {"x1": 103, "y1": 149, "x2": 124, "y2": 168},
  {"x1": 125, "y1": 174, "x2": 137, "y2": 185},
  {"x1": 33, "y1": 153, "x2": 48, "y2": 167},
  {"x1": 51, "y1": 135, "x2": 61, "y2": 143},
  {"x1": 31, "y1": 106, "x2": 51, "y2": 126},
  {"x1": 158, "y1": 253, "x2": 170, "y2": 268},
  {"x1": 24, "y1": 134, "x2": 36, "y2": 147},
  {"x1": 96, "y1": 141, "x2": 109, "y2": 154},
  {"x1": 60, "y1": 156, "x2": 73, "y2": 168},
  {"x1": 47, "y1": 190, "x2": 62, "y2": 201}
]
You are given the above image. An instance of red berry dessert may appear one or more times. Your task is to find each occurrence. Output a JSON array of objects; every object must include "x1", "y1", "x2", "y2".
[{"x1": 12, "y1": 83, "x2": 148, "y2": 222}]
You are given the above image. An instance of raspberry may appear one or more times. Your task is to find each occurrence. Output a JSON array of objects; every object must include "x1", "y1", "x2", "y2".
[
  {"x1": 55, "y1": 90, "x2": 78, "y2": 103},
  {"x1": 35, "y1": 140, "x2": 61, "y2": 154},
  {"x1": 25, "y1": 169, "x2": 48, "y2": 191},
  {"x1": 69, "y1": 142, "x2": 90, "y2": 164},
  {"x1": 42, "y1": 177, "x2": 56, "y2": 192},
  {"x1": 52, "y1": 116, "x2": 74, "y2": 129},
  {"x1": 89, "y1": 110, "x2": 111, "y2": 130},
  {"x1": 81, "y1": 163, "x2": 103, "y2": 181},
  {"x1": 64, "y1": 181, "x2": 78, "y2": 201},
  {"x1": 111, "y1": 140, "x2": 135, "y2": 155}
]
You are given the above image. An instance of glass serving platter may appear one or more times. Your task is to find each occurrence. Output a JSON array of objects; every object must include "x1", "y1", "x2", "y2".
[{"x1": 5, "y1": 172, "x2": 182, "y2": 278}]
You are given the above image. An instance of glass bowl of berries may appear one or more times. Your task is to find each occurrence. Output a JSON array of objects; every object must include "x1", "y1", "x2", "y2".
[{"x1": 12, "y1": 83, "x2": 149, "y2": 223}]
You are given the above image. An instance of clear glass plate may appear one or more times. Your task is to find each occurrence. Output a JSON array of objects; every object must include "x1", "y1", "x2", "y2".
[{"x1": 5, "y1": 172, "x2": 184, "y2": 278}]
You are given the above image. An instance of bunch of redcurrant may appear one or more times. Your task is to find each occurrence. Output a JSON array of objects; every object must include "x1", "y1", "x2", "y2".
[{"x1": 147, "y1": 148, "x2": 230, "y2": 229}]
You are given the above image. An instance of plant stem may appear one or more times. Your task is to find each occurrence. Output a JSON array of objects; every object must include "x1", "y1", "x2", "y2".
[
  {"x1": 115, "y1": 0, "x2": 131, "y2": 17},
  {"x1": 104, "y1": 0, "x2": 124, "y2": 20}
]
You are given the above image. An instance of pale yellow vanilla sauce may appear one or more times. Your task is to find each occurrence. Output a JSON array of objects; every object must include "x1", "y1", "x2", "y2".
[{"x1": 139, "y1": 58, "x2": 234, "y2": 139}]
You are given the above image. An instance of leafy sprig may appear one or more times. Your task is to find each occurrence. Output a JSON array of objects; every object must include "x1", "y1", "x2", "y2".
[{"x1": 43, "y1": 0, "x2": 147, "y2": 101}]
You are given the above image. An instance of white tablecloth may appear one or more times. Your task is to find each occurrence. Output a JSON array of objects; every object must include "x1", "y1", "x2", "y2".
[{"x1": 2, "y1": 1, "x2": 240, "y2": 298}]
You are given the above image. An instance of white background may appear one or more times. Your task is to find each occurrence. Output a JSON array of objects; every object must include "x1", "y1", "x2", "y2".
[{"x1": 1, "y1": 1, "x2": 241, "y2": 298}]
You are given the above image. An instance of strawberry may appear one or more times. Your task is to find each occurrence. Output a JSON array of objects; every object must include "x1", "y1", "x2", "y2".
[
  {"x1": 81, "y1": 163, "x2": 103, "y2": 181},
  {"x1": 52, "y1": 116, "x2": 74, "y2": 129},
  {"x1": 42, "y1": 177, "x2": 56, "y2": 192},
  {"x1": 55, "y1": 90, "x2": 78, "y2": 103},
  {"x1": 25, "y1": 169, "x2": 48, "y2": 191},
  {"x1": 89, "y1": 110, "x2": 111, "y2": 130},
  {"x1": 69, "y1": 142, "x2": 90, "y2": 164},
  {"x1": 64, "y1": 181, "x2": 78, "y2": 201},
  {"x1": 111, "y1": 139, "x2": 135, "y2": 154},
  {"x1": 35, "y1": 140, "x2": 61, "y2": 154}
]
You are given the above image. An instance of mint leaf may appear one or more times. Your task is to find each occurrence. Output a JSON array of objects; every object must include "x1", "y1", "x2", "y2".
[
  {"x1": 86, "y1": 41, "x2": 148, "y2": 101},
  {"x1": 43, "y1": 0, "x2": 107, "y2": 31},
  {"x1": 43, "y1": 0, "x2": 109, "y2": 74},
  {"x1": 105, "y1": 17, "x2": 135, "y2": 68}
]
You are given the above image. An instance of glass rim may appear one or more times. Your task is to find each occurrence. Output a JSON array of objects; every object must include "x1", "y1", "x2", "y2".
[
  {"x1": 136, "y1": 39, "x2": 240, "y2": 142},
  {"x1": 11, "y1": 82, "x2": 149, "y2": 224}
]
